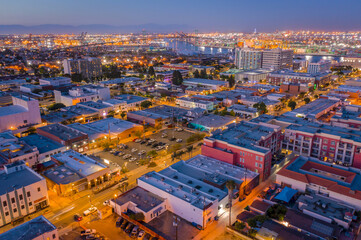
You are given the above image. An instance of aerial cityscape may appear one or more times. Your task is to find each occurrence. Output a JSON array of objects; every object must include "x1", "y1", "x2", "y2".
[{"x1": 1, "y1": 1, "x2": 361, "y2": 240}]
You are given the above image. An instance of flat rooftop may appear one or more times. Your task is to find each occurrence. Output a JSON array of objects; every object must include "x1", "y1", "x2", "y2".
[
  {"x1": 183, "y1": 78, "x2": 227, "y2": 86},
  {"x1": 38, "y1": 123, "x2": 87, "y2": 141},
  {"x1": 62, "y1": 105, "x2": 98, "y2": 116},
  {"x1": 128, "y1": 110, "x2": 169, "y2": 120},
  {"x1": 20, "y1": 134, "x2": 64, "y2": 154},
  {"x1": 52, "y1": 150, "x2": 108, "y2": 177},
  {"x1": 0, "y1": 215, "x2": 56, "y2": 240},
  {"x1": 207, "y1": 121, "x2": 279, "y2": 153},
  {"x1": 190, "y1": 114, "x2": 235, "y2": 128},
  {"x1": 0, "y1": 105, "x2": 27, "y2": 117},
  {"x1": 78, "y1": 101, "x2": 110, "y2": 110},
  {"x1": 114, "y1": 186, "x2": 165, "y2": 212},
  {"x1": 114, "y1": 94, "x2": 148, "y2": 104},
  {"x1": 41, "y1": 111, "x2": 80, "y2": 123},
  {"x1": 297, "y1": 194, "x2": 354, "y2": 222},
  {"x1": 145, "y1": 105, "x2": 188, "y2": 118},
  {"x1": 0, "y1": 163, "x2": 44, "y2": 196},
  {"x1": 101, "y1": 77, "x2": 141, "y2": 85},
  {"x1": 86, "y1": 117, "x2": 141, "y2": 137},
  {"x1": 285, "y1": 98, "x2": 339, "y2": 119},
  {"x1": 178, "y1": 97, "x2": 213, "y2": 105},
  {"x1": 43, "y1": 165, "x2": 82, "y2": 184}
]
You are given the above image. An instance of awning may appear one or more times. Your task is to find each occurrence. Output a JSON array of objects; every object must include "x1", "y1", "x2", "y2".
[{"x1": 274, "y1": 187, "x2": 297, "y2": 203}]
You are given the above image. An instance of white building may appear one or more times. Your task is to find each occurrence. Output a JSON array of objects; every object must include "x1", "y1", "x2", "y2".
[
  {"x1": 307, "y1": 61, "x2": 331, "y2": 74},
  {"x1": 262, "y1": 48, "x2": 293, "y2": 70},
  {"x1": 63, "y1": 58, "x2": 102, "y2": 80},
  {"x1": 183, "y1": 78, "x2": 228, "y2": 91},
  {"x1": 39, "y1": 77, "x2": 71, "y2": 86},
  {"x1": 113, "y1": 94, "x2": 149, "y2": 111},
  {"x1": 175, "y1": 97, "x2": 214, "y2": 111},
  {"x1": 0, "y1": 215, "x2": 58, "y2": 240},
  {"x1": 54, "y1": 85, "x2": 110, "y2": 106},
  {"x1": 235, "y1": 48, "x2": 263, "y2": 70},
  {"x1": 0, "y1": 161, "x2": 49, "y2": 227},
  {"x1": 0, "y1": 95, "x2": 41, "y2": 132}
]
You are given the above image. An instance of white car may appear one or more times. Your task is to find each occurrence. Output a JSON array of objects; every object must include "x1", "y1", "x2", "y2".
[
  {"x1": 161, "y1": 133, "x2": 168, "y2": 138},
  {"x1": 148, "y1": 139, "x2": 156, "y2": 143},
  {"x1": 123, "y1": 154, "x2": 132, "y2": 159},
  {"x1": 176, "y1": 128, "x2": 183, "y2": 132},
  {"x1": 156, "y1": 146, "x2": 164, "y2": 151},
  {"x1": 138, "y1": 150, "x2": 146, "y2": 155},
  {"x1": 176, "y1": 138, "x2": 183, "y2": 143},
  {"x1": 134, "y1": 139, "x2": 141, "y2": 143},
  {"x1": 131, "y1": 148, "x2": 138, "y2": 153},
  {"x1": 83, "y1": 206, "x2": 97, "y2": 216},
  {"x1": 81, "y1": 229, "x2": 96, "y2": 236},
  {"x1": 129, "y1": 157, "x2": 137, "y2": 162},
  {"x1": 137, "y1": 230, "x2": 145, "y2": 239},
  {"x1": 103, "y1": 200, "x2": 110, "y2": 206}
]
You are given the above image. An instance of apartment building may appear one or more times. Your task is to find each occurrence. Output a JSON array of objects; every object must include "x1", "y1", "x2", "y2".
[
  {"x1": 307, "y1": 60, "x2": 331, "y2": 74},
  {"x1": 201, "y1": 121, "x2": 282, "y2": 180},
  {"x1": 63, "y1": 58, "x2": 102, "y2": 80},
  {"x1": 39, "y1": 77, "x2": 71, "y2": 87},
  {"x1": 235, "y1": 48, "x2": 263, "y2": 70},
  {"x1": 262, "y1": 48, "x2": 293, "y2": 70},
  {"x1": 267, "y1": 69, "x2": 331, "y2": 86},
  {"x1": 0, "y1": 161, "x2": 49, "y2": 227}
]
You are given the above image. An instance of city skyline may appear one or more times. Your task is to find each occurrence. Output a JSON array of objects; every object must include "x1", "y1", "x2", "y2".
[{"x1": 1, "y1": 0, "x2": 361, "y2": 33}]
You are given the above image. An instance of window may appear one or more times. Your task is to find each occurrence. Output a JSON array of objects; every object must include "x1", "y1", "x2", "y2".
[
  {"x1": 21, "y1": 205, "x2": 25, "y2": 209},
  {"x1": 19, "y1": 195, "x2": 23, "y2": 200},
  {"x1": 5, "y1": 212, "x2": 9, "y2": 216},
  {"x1": 27, "y1": 192, "x2": 31, "y2": 197},
  {"x1": 3, "y1": 201, "x2": 7, "y2": 207},
  {"x1": 331, "y1": 141, "x2": 335, "y2": 145},
  {"x1": 260, "y1": 157, "x2": 263, "y2": 162},
  {"x1": 13, "y1": 208, "x2": 17, "y2": 213},
  {"x1": 259, "y1": 164, "x2": 263, "y2": 168},
  {"x1": 256, "y1": 156, "x2": 259, "y2": 161},
  {"x1": 11, "y1": 198, "x2": 15, "y2": 204},
  {"x1": 255, "y1": 162, "x2": 258, "y2": 167},
  {"x1": 324, "y1": 139, "x2": 328, "y2": 144},
  {"x1": 53, "y1": 234, "x2": 56, "y2": 239},
  {"x1": 23, "y1": 120, "x2": 27, "y2": 124},
  {"x1": 37, "y1": 187, "x2": 41, "y2": 192},
  {"x1": 29, "y1": 202, "x2": 32, "y2": 206},
  {"x1": 322, "y1": 146, "x2": 327, "y2": 150}
]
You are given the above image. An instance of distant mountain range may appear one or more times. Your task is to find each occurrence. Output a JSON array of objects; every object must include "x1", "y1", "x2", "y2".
[{"x1": 0, "y1": 24, "x2": 192, "y2": 34}]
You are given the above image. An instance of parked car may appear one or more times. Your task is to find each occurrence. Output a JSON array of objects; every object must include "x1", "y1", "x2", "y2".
[
  {"x1": 125, "y1": 223, "x2": 134, "y2": 233},
  {"x1": 191, "y1": 222, "x2": 202, "y2": 230},
  {"x1": 176, "y1": 139, "x2": 183, "y2": 143},
  {"x1": 117, "y1": 151, "x2": 125, "y2": 156},
  {"x1": 148, "y1": 139, "x2": 156, "y2": 143},
  {"x1": 156, "y1": 146, "x2": 164, "y2": 151},
  {"x1": 138, "y1": 150, "x2": 146, "y2": 155},
  {"x1": 74, "y1": 214, "x2": 83, "y2": 222},
  {"x1": 103, "y1": 200, "x2": 110, "y2": 206},
  {"x1": 131, "y1": 225, "x2": 139, "y2": 237},
  {"x1": 83, "y1": 206, "x2": 97, "y2": 216},
  {"x1": 123, "y1": 154, "x2": 132, "y2": 159},
  {"x1": 131, "y1": 148, "x2": 138, "y2": 153},
  {"x1": 161, "y1": 133, "x2": 168, "y2": 138},
  {"x1": 81, "y1": 229, "x2": 96, "y2": 236},
  {"x1": 116, "y1": 217, "x2": 123, "y2": 227},
  {"x1": 121, "y1": 221, "x2": 128, "y2": 229},
  {"x1": 143, "y1": 233, "x2": 151, "y2": 240},
  {"x1": 137, "y1": 230, "x2": 145, "y2": 239},
  {"x1": 176, "y1": 128, "x2": 183, "y2": 132},
  {"x1": 119, "y1": 176, "x2": 128, "y2": 182},
  {"x1": 129, "y1": 157, "x2": 137, "y2": 162},
  {"x1": 170, "y1": 137, "x2": 176, "y2": 141},
  {"x1": 140, "y1": 140, "x2": 147, "y2": 144}
]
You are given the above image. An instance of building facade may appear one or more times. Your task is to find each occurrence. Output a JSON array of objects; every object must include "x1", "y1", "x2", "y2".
[
  {"x1": 235, "y1": 48, "x2": 263, "y2": 70},
  {"x1": 262, "y1": 48, "x2": 293, "y2": 70}
]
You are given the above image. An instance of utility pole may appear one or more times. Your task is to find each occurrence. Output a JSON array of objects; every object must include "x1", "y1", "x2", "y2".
[{"x1": 173, "y1": 215, "x2": 180, "y2": 240}]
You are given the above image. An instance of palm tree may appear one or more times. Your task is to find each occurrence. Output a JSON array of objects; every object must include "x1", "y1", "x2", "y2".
[
  {"x1": 187, "y1": 145, "x2": 194, "y2": 158},
  {"x1": 226, "y1": 180, "x2": 236, "y2": 226}
]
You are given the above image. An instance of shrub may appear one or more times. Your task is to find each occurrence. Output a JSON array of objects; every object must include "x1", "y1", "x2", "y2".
[
  {"x1": 148, "y1": 162, "x2": 157, "y2": 168},
  {"x1": 266, "y1": 204, "x2": 288, "y2": 221},
  {"x1": 233, "y1": 221, "x2": 246, "y2": 232}
]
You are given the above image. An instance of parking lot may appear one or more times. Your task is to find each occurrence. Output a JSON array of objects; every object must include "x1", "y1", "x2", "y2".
[{"x1": 95, "y1": 128, "x2": 199, "y2": 171}]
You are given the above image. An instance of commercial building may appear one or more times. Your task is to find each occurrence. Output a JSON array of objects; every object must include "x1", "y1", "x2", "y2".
[
  {"x1": 37, "y1": 123, "x2": 88, "y2": 152},
  {"x1": 0, "y1": 95, "x2": 41, "y2": 132},
  {"x1": 0, "y1": 131, "x2": 39, "y2": 168},
  {"x1": 235, "y1": 69, "x2": 271, "y2": 83},
  {"x1": 155, "y1": 70, "x2": 188, "y2": 82},
  {"x1": 44, "y1": 150, "x2": 110, "y2": 196},
  {"x1": 20, "y1": 134, "x2": 66, "y2": 163},
  {"x1": 340, "y1": 56, "x2": 361, "y2": 69},
  {"x1": 283, "y1": 98, "x2": 341, "y2": 119},
  {"x1": 77, "y1": 101, "x2": 113, "y2": 117},
  {"x1": 267, "y1": 69, "x2": 331, "y2": 86},
  {"x1": 183, "y1": 78, "x2": 229, "y2": 91},
  {"x1": 39, "y1": 77, "x2": 71, "y2": 87},
  {"x1": 54, "y1": 85, "x2": 110, "y2": 106},
  {"x1": 331, "y1": 105, "x2": 361, "y2": 129},
  {"x1": 20, "y1": 84, "x2": 42, "y2": 93},
  {"x1": 234, "y1": 48, "x2": 263, "y2": 70},
  {"x1": 63, "y1": 58, "x2": 102, "y2": 80},
  {"x1": 189, "y1": 114, "x2": 235, "y2": 132},
  {"x1": 262, "y1": 48, "x2": 293, "y2": 70},
  {"x1": 0, "y1": 215, "x2": 58, "y2": 240},
  {"x1": 175, "y1": 97, "x2": 214, "y2": 111},
  {"x1": 99, "y1": 77, "x2": 142, "y2": 87},
  {"x1": 227, "y1": 104, "x2": 258, "y2": 118},
  {"x1": 0, "y1": 79, "x2": 26, "y2": 90},
  {"x1": 202, "y1": 121, "x2": 282, "y2": 180},
  {"x1": 276, "y1": 156, "x2": 361, "y2": 211},
  {"x1": 0, "y1": 161, "x2": 49, "y2": 227},
  {"x1": 280, "y1": 83, "x2": 311, "y2": 95},
  {"x1": 134, "y1": 155, "x2": 259, "y2": 228},
  {"x1": 307, "y1": 61, "x2": 331, "y2": 74},
  {"x1": 114, "y1": 94, "x2": 149, "y2": 111},
  {"x1": 282, "y1": 121, "x2": 361, "y2": 166},
  {"x1": 127, "y1": 110, "x2": 169, "y2": 128},
  {"x1": 42, "y1": 105, "x2": 98, "y2": 124}
]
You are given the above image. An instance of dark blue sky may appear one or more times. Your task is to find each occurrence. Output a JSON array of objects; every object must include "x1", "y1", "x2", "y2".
[{"x1": 1, "y1": 0, "x2": 361, "y2": 32}]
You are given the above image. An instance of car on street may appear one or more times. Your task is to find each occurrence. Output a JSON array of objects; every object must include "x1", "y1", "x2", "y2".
[
  {"x1": 74, "y1": 214, "x2": 83, "y2": 222},
  {"x1": 156, "y1": 146, "x2": 164, "y2": 151},
  {"x1": 140, "y1": 140, "x2": 147, "y2": 144},
  {"x1": 131, "y1": 225, "x2": 139, "y2": 237},
  {"x1": 143, "y1": 233, "x2": 151, "y2": 240},
  {"x1": 125, "y1": 223, "x2": 134, "y2": 233},
  {"x1": 116, "y1": 217, "x2": 124, "y2": 227},
  {"x1": 134, "y1": 139, "x2": 141, "y2": 143},
  {"x1": 176, "y1": 138, "x2": 183, "y2": 143},
  {"x1": 137, "y1": 230, "x2": 145, "y2": 239},
  {"x1": 81, "y1": 229, "x2": 96, "y2": 236},
  {"x1": 83, "y1": 206, "x2": 97, "y2": 216},
  {"x1": 121, "y1": 221, "x2": 129, "y2": 229},
  {"x1": 148, "y1": 139, "x2": 156, "y2": 143},
  {"x1": 117, "y1": 151, "x2": 125, "y2": 156}
]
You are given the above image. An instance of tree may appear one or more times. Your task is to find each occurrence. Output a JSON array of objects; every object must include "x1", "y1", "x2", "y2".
[
  {"x1": 200, "y1": 69, "x2": 208, "y2": 79},
  {"x1": 148, "y1": 162, "x2": 157, "y2": 168},
  {"x1": 229, "y1": 110, "x2": 236, "y2": 117},
  {"x1": 233, "y1": 221, "x2": 246, "y2": 232},
  {"x1": 193, "y1": 70, "x2": 200, "y2": 78},
  {"x1": 266, "y1": 204, "x2": 288, "y2": 221},
  {"x1": 226, "y1": 180, "x2": 236, "y2": 226},
  {"x1": 304, "y1": 97, "x2": 311, "y2": 104},
  {"x1": 147, "y1": 150, "x2": 158, "y2": 158},
  {"x1": 228, "y1": 75, "x2": 235, "y2": 88},
  {"x1": 186, "y1": 145, "x2": 194, "y2": 158},
  {"x1": 148, "y1": 66, "x2": 155, "y2": 78},
  {"x1": 288, "y1": 101, "x2": 297, "y2": 110},
  {"x1": 47, "y1": 103, "x2": 66, "y2": 111},
  {"x1": 71, "y1": 73, "x2": 82, "y2": 83},
  {"x1": 120, "y1": 112, "x2": 126, "y2": 119},
  {"x1": 140, "y1": 100, "x2": 152, "y2": 109},
  {"x1": 253, "y1": 102, "x2": 268, "y2": 114},
  {"x1": 172, "y1": 70, "x2": 183, "y2": 85}
]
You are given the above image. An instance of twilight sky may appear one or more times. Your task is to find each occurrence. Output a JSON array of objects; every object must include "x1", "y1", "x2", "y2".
[{"x1": 1, "y1": 0, "x2": 361, "y2": 32}]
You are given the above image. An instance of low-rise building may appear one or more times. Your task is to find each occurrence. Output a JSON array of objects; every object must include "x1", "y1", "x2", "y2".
[
  {"x1": 235, "y1": 69, "x2": 271, "y2": 83},
  {"x1": 77, "y1": 101, "x2": 113, "y2": 118},
  {"x1": 44, "y1": 150, "x2": 110, "y2": 196},
  {"x1": 183, "y1": 78, "x2": 228, "y2": 91},
  {"x1": 307, "y1": 60, "x2": 331, "y2": 74},
  {"x1": 331, "y1": 105, "x2": 361, "y2": 129},
  {"x1": 37, "y1": 123, "x2": 88, "y2": 152},
  {"x1": 227, "y1": 104, "x2": 258, "y2": 118},
  {"x1": 39, "y1": 77, "x2": 71, "y2": 86},
  {"x1": 0, "y1": 132, "x2": 39, "y2": 168},
  {"x1": 276, "y1": 156, "x2": 361, "y2": 211},
  {"x1": 0, "y1": 161, "x2": 49, "y2": 227},
  {"x1": 267, "y1": 69, "x2": 331, "y2": 86},
  {"x1": 280, "y1": 83, "x2": 311, "y2": 95},
  {"x1": 54, "y1": 85, "x2": 110, "y2": 106},
  {"x1": 202, "y1": 121, "x2": 282, "y2": 180},
  {"x1": 0, "y1": 95, "x2": 41, "y2": 132},
  {"x1": 176, "y1": 97, "x2": 214, "y2": 111},
  {"x1": 20, "y1": 134, "x2": 66, "y2": 163},
  {"x1": 114, "y1": 94, "x2": 149, "y2": 111},
  {"x1": 0, "y1": 215, "x2": 58, "y2": 240},
  {"x1": 99, "y1": 77, "x2": 142, "y2": 87},
  {"x1": 189, "y1": 114, "x2": 235, "y2": 132},
  {"x1": 19, "y1": 84, "x2": 42, "y2": 93}
]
